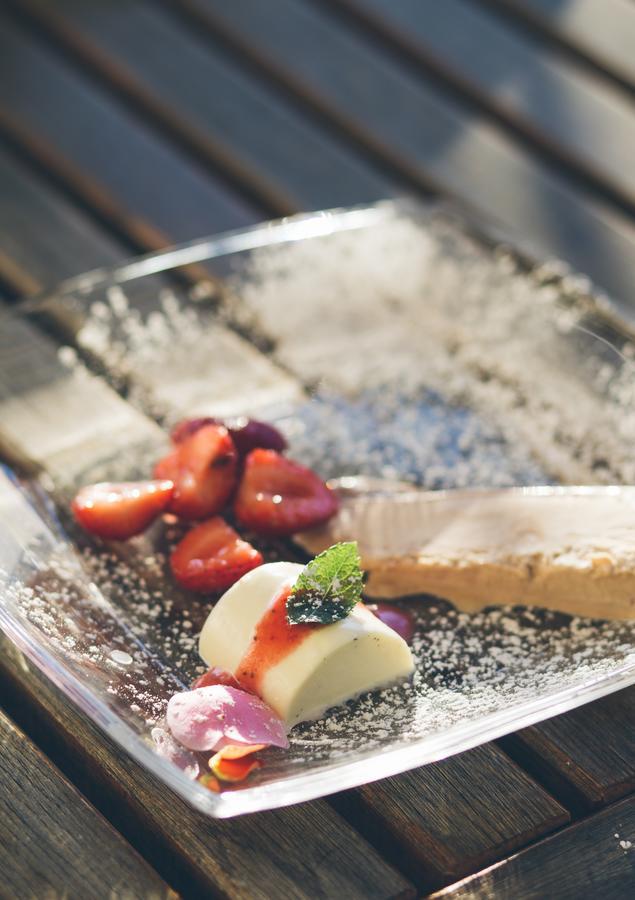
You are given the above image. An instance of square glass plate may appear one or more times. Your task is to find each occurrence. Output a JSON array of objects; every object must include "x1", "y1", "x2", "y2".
[{"x1": 1, "y1": 199, "x2": 635, "y2": 817}]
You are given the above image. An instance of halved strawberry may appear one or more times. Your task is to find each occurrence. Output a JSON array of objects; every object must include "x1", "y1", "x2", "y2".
[
  {"x1": 171, "y1": 516, "x2": 263, "y2": 593},
  {"x1": 233, "y1": 449, "x2": 338, "y2": 536},
  {"x1": 71, "y1": 480, "x2": 174, "y2": 540},
  {"x1": 170, "y1": 416, "x2": 287, "y2": 456},
  {"x1": 154, "y1": 424, "x2": 238, "y2": 520}
]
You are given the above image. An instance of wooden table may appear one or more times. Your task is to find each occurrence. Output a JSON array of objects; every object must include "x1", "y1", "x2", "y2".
[{"x1": 0, "y1": 1, "x2": 634, "y2": 896}]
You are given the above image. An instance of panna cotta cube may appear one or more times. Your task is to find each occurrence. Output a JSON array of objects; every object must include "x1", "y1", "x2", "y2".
[{"x1": 198, "y1": 562, "x2": 414, "y2": 725}]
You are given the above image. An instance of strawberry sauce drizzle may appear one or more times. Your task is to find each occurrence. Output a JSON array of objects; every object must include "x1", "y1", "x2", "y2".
[{"x1": 236, "y1": 587, "x2": 315, "y2": 695}]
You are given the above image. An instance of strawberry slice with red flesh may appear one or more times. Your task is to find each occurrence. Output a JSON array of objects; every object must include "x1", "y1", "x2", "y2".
[
  {"x1": 234, "y1": 449, "x2": 338, "y2": 537},
  {"x1": 170, "y1": 416, "x2": 287, "y2": 456},
  {"x1": 171, "y1": 516, "x2": 263, "y2": 593},
  {"x1": 71, "y1": 480, "x2": 174, "y2": 540},
  {"x1": 154, "y1": 424, "x2": 238, "y2": 520}
]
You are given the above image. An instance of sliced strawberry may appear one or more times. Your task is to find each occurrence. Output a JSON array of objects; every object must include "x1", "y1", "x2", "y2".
[
  {"x1": 71, "y1": 480, "x2": 174, "y2": 540},
  {"x1": 191, "y1": 667, "x2": 241, "y2": 691},
  {"x1": 171, "y1": 516, "x2": 263, "y2": 593},
  {"x1": 154, "y1": 424, "x2": 238, "y2": 520},
  {"x1": 171, "y1": 416, "x2": 287, "y2": 456},
  {"x1": 234, "y1": 449, "x2": 338, "y2": 537}
]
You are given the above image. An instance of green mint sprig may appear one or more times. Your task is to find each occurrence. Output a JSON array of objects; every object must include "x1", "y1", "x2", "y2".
[{"x1": 286, "y1": 542, "x2": 364, "y2": 625}]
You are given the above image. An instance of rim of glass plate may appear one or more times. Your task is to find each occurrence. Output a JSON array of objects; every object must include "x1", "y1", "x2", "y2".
[{"x1": 2, "y1": 197, "x2": 634, "y2": 816}]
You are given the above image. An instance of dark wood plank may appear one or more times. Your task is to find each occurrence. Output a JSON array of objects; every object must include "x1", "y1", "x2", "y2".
[
  {"x1": 0, "y1": 141, "x2": 123, "y2": 289},
  {"x1": 335, "y1": 0, "x2": 635, "y2": 213},
  {"x1": 0, "y1": 304, "x2": 164, "y2": 481},
  {"x1": 433, "y1": 794, "x2": 635, "y2": 899},
  {"x1": 0, "y1": 706, "x2": 177, "y2": 900},
  {"x1": 0, "y1": 638, "x2": 413, "y2": 900},
  {"x1": 500, "y1": 686, "x2": 635, "y2": 814},
  {"x1": 156, "y1": 0, "x2": 635, "y2": 313},
  {"x1": 0, "y1": 154, "x2": 300, "y2": 423},
  {"x1": 484, "y1": 0, "x2": 635, "y2": 94},
  {"x1": 333, "y1": 745, "x2": 568, "y2": 893},
  {"x1": 0, "y1": 10, "x2": 261, "y2": 246},
  {"x1": 9, "y1": 0, "x2": 396, "y2": 214}
]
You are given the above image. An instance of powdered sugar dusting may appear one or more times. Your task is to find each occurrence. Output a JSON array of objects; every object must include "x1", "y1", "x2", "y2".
[
  {"x1": 226, "y1": 207, "x2": 635, "y2": 486},
  {"x1": 280, "y1": 601, "x2": 633, "y2": 768}
]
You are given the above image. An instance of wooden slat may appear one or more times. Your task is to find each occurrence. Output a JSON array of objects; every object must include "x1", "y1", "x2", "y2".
[
  {"x1": 0, "y1": 148, "x2": 301, "y2": 422},
  {"x1": 148, "y1": 0, "x2": 635, "y2": 313},
  {"x1": 484, "y1": 0, "x2": 635, "y2": 94},
  {"x1": 8, "y1": 0, "x2": 396, "y2": 213},
  {"x1": 500, "y1": 686, "x2": 635, "y2": 814},
  {"x1": 0, "y1": 8, "x2": 628, "y2": 887},
  {"x1": 0, "y1": 633, "x2": 413, "y2": 899},
  {"x1": 334, "y1": 0, "x2": 635, "y2": 214},
  {"x1": 0, "y1": 307, "x2": 164, "y2": 482},
  {"x1": 433, "y1": 795, "x2": 635, "y2": 898},
  {"x1": 0, "y1": 141, "x2": 123, "y2": 289},
  {"x1": 333, "y1": 745, "x2": 568, "y2": 893},
  {"x1": 0, "y1": 292, "x2": 300, "y2": 484},
  {"x1": 0, "y1": 10, "x2": 261, "y2": 245},
  {"x1": 0, "y1": 706, "x2": 178, "y2": 899}
]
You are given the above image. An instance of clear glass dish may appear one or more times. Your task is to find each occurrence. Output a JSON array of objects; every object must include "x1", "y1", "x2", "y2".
[{"x1": 1, "y1": 199, "x2": 634, "y2": 817}]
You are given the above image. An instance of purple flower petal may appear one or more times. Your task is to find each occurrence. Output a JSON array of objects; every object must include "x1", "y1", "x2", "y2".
[{"x1": 167, "y1": 685, "x2": 289, "y2": 752}]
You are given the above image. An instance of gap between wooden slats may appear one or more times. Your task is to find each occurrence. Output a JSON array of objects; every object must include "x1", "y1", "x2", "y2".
[
  {"x1": 499, "y1": 687, "x2": 635, "y2": 817},
  {"x1": 0, "y1": 706, "x2": 178, "y2": 899},
  {"x1": 331, "y1": 746, "x2": 568, "y2": 893},
  {"x1": 0, "y1": 139, "x2": 124, "y2": 289},
  {"x1": 0, "y1": 4, "x2": 269, "y2": 244},
  {"x1": 0, "y1": 132, "x2": 302, "y2": 419},
  {"x1": 320, "y1": 0, "x2": 635, "y2": 219},
  {"x1": 475, "y1": 0, "x2": 635, "y2": 98},
  {"x1": 132, "y1": 0, "x2": 635, "y2": 313},
  {"x1": 5, "y1": 0, "x2": 399, "y2": 215},
  {"x1": 432, "y1": 794, "x2": 635, "y2": 898},
  {"x1": 10, "y1": 0, "x2": 635, "y2": 316}
]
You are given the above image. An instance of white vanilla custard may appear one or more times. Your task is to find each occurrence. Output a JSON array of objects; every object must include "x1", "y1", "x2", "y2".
[{"x1": 199, "y1": 562, "x2": 414, "y2": 725}]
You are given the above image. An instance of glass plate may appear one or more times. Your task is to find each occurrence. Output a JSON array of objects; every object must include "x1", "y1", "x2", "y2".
[{"x1": 1, "y1": 199, "x2": 634, "y2": 817}]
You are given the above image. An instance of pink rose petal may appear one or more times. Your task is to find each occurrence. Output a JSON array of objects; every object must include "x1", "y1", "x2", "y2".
[{"x1": 166, "y1": 685, "x2": 289, "y2": 752}]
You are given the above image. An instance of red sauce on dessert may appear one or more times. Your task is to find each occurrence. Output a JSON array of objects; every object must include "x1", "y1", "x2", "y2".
[{"x1": 236, "y1": 586, "x2": 315, "y2": 694}]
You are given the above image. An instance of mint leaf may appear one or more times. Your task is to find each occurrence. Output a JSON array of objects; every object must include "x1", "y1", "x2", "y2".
[{"x1": 286, "y1": 542, "x2": 364, "y2": 625}]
